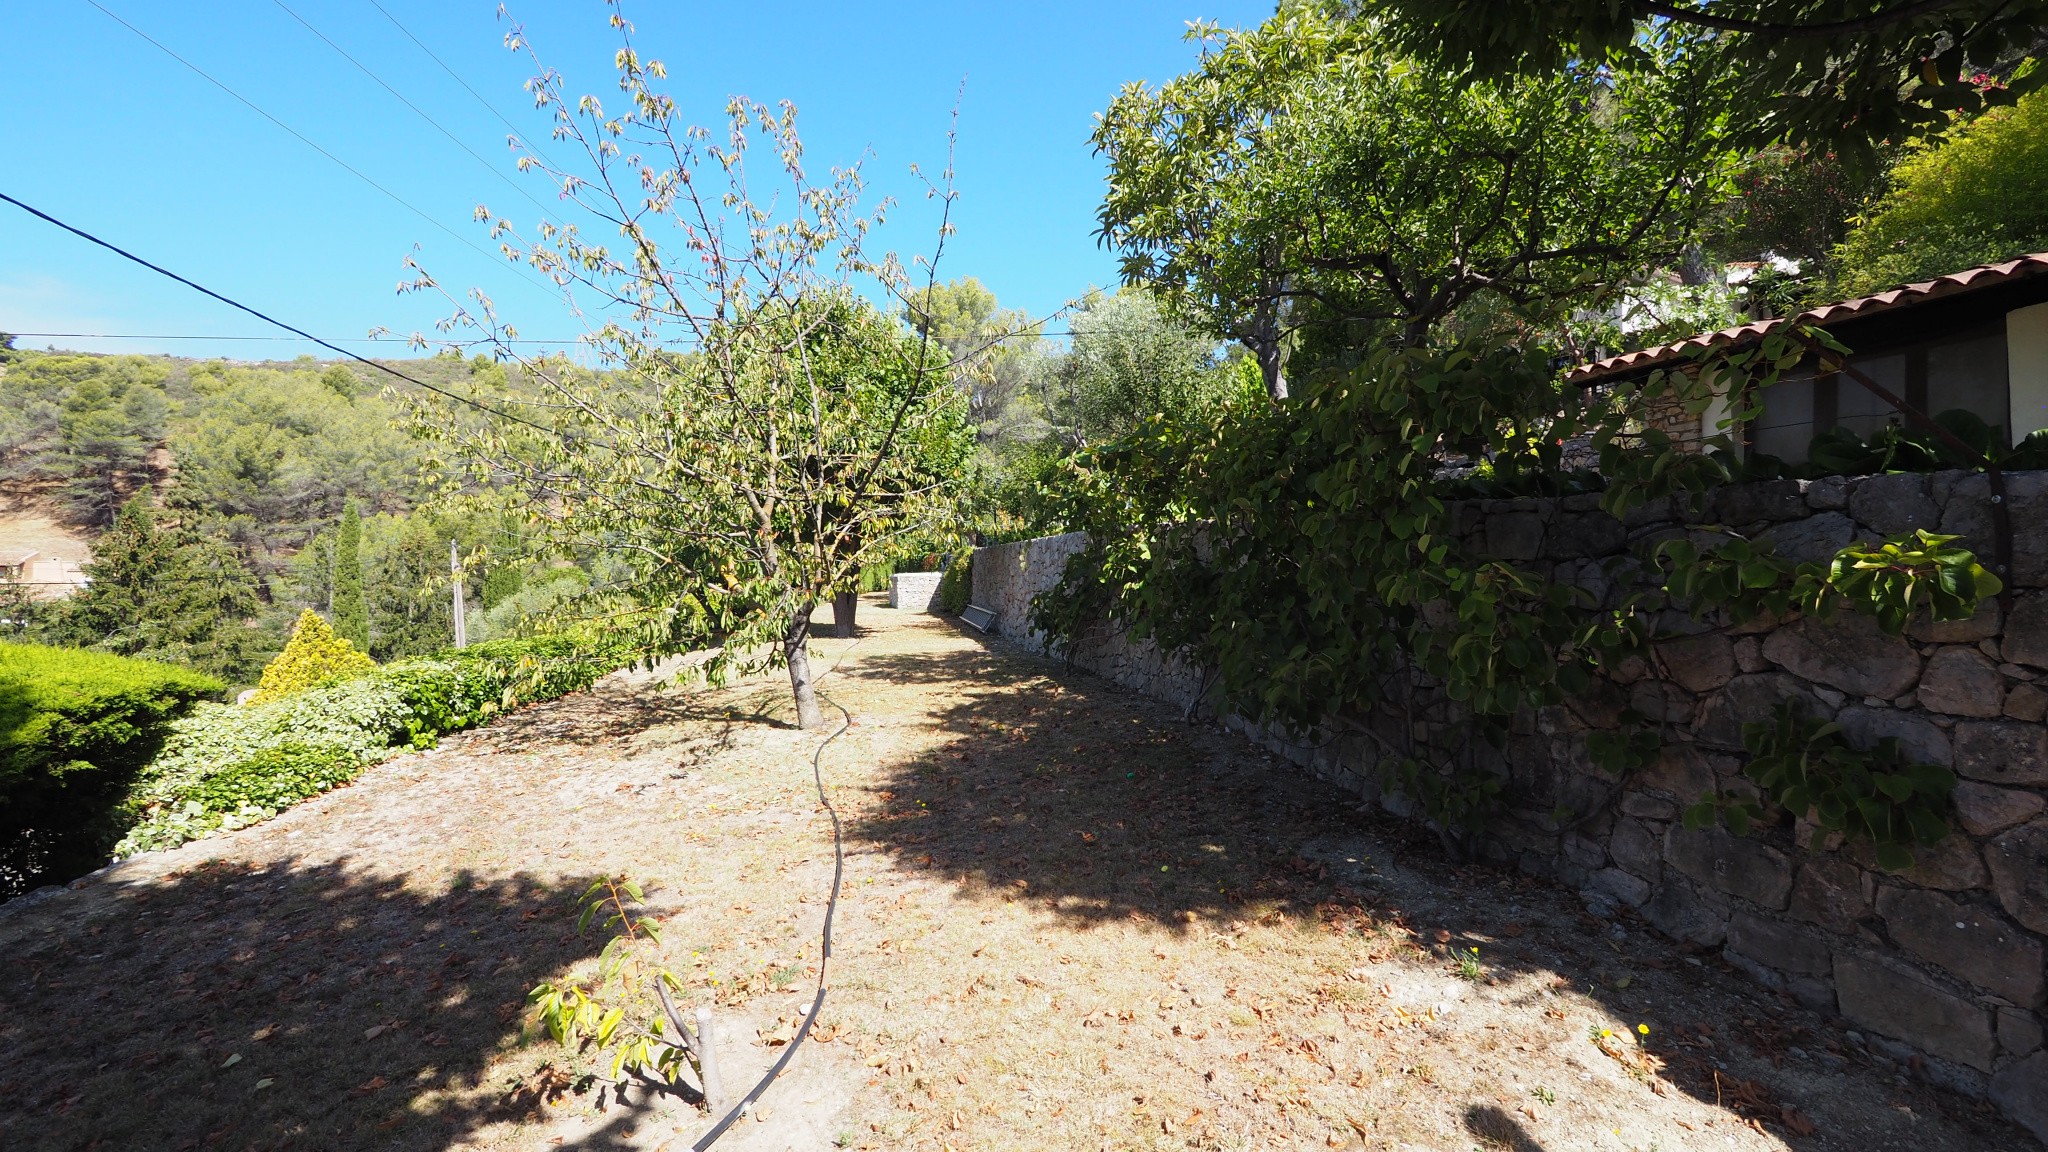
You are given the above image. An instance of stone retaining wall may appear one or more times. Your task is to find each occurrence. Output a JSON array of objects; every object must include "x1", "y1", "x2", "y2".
[
  {"x1": 889, "y1": 571, "x2": 943, "y2": 612},
  {"x1": 973, "y1": 470, "x2": 2048, "y2": 1141}
]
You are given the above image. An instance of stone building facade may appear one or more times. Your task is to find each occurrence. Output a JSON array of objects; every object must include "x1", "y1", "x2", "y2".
[{"x1": 973, "y1": 469, "x2": 2048, "y2": 1141}]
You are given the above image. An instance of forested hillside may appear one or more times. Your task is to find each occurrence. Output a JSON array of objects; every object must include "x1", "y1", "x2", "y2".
[{"x1": 0, "y1": 344, "x2": 587, "y2": 685}]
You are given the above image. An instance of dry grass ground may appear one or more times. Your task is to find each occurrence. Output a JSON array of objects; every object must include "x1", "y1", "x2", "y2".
[{"x1": 0, "y1": 599, "x2": 2031, "y2": 1151}]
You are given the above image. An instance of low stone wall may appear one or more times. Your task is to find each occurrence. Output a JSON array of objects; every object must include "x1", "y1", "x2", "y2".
[
  {"x1": 889, "y1": 571, "x2": 943, "y2": 612},
  {"x1": 973, "y1": 470, "x2": 2048, "y2": 1140}
]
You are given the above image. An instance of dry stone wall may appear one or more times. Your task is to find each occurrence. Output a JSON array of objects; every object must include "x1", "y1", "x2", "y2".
[
  {"x1": 972, "y1": 470, "x2": 2048, "y2": 1140},
  {"x1": 889, "y1": 571, "x2": 944, "y2": 612}
]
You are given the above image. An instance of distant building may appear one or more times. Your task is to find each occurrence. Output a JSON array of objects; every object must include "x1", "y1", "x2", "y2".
[
  {"x1": 1568, "y1": 253, "x2": 2048, "y2": 466},
  {"x1": 0, "y1": 547, "x2": 90, "y2": 599}
]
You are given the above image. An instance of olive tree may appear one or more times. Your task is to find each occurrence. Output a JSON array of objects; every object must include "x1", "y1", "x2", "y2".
[{"x1": 405, "y1": 10, "x2": 972, "y2": 727}]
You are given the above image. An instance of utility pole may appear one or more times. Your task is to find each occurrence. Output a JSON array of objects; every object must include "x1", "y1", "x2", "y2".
[{"x1": 450, "y1": 540, "x2": 468, "y2": 649}]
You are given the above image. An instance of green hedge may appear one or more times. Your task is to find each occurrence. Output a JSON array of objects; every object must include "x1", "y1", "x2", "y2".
[
  {"x1": 938, "y1": 555, "x2": 972, "y2": 615},
  {"x1": 116, "y1": 635, "x2": 626, "y2": 856},
  {"x1": 0, "y1": 643, "x2": 223, "y2": 897}
]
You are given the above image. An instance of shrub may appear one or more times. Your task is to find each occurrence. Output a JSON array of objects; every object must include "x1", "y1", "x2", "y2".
[
  {"x1": 0, "y1": 642, "x2": 222, "y2": 897},
  {"x1": 938, "y1": 555, "x2": 972, "y2": 614},
  {"x1": 116, "y1": 634, "x2": 628, "y2": 856},
  {"x1": 250, "y1": 610, "x2": 376, "y2": 703}
]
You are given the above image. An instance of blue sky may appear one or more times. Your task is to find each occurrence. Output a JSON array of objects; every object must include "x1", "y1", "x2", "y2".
[{"x1": 0, "y1": 1, "x2": 1269, "y2": 362}]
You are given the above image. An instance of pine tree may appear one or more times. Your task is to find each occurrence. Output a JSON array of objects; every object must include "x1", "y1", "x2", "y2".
[
  {"x1": 47, "y1": 491, "x2": 176, "y2": 651},
  {"x1": 332, "y1": 502, "x2": 368, "y2": 651}
]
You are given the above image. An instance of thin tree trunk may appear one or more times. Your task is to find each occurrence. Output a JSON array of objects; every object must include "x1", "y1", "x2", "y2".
[
  {"x1": 785, "y1": 607, "x2": 824, "y2": 729},
  {"x1": 831, "y1": 588, "x2": 858, "y2": 638}
]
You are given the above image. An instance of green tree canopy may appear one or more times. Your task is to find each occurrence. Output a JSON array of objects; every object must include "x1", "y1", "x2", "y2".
[
  {"x1": 1093, "y1": 9, "x2": 1736, "y2": 395},
  {"x1": 1356, "y1": 0, "x2": 2046, "y2": 157},
  {"x1": 1833, "y1": 88, "x2": 2048, "y2": 296},
  {"x1": 1045, "y1": 289, "x2": 1234, "y2": 446}
]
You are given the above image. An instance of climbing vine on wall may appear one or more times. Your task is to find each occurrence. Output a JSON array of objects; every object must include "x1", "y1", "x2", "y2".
[{"x1": 1028, "y1": 326, "x2": 1997, "y2": 863}]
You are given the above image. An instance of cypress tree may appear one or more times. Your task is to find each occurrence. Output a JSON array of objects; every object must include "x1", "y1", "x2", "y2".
[{"x1": 332, "y1": 502, "x2": 369, "y2": 651}]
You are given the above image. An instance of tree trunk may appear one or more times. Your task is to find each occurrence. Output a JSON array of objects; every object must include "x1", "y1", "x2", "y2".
[
  {"x1": 831, "y1": 588, "x2": 858, "y2": 638},
  {"x1": 784, "y1": 607, "x2": 824, "y2": 729}
]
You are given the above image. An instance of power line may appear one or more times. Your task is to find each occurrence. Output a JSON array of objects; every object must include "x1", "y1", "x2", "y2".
[
  {"x1": 4, "y1": 332, "x2": 583, "y2": 345},
  {"x1": 0, "y1": 190, "x2": 561, "y2": 435},
  {"x1": 81, "y1": 0, "x2": 562, "y2": 303},
  {"x1": 363, "y1": 0, "x2": 566, "y2": 173},
  {"x1": 270, "y1": 0, "x2": 558, "y2": 224}
]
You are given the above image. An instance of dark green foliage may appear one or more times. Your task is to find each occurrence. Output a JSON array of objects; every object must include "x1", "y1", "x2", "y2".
[
  {"x1": 41, "y1": 493, "x2": 266, "y2": 682},
  {"x1": 1687, "y1": 700, "x2": 1956, "y2": 871},
  {"x1": 1834, "y1": 88, "x2": 2048, "y2": 295},
  {"x1": 366, "y1": 512, "x2": 451, "y2": 660},
  {"x1": 1359, "y1": 0, "x2": 2046, "y2": 157},
  {"x1": 184, "y1": 743, "x2": 358, "y2": 813},
  {"x1": 938, "y1": 555, "x2": 972, "y2": 615},
  {"x1": 0, "y1": 642, "x2": 221, "y2": 898},
  {"x1": 333, "y1": 502, "x2": 368, "y2": 650},
  {"x1": 119, "y1": 634, "x2": 629, "y2": 858}
]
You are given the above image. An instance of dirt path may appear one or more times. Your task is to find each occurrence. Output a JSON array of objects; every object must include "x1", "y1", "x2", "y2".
[{"x1": 0, "y1": 600, "x2": 2031, "y2": 1152}]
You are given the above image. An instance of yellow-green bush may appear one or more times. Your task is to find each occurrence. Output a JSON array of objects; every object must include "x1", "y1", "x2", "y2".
[{"x1": 250, "y1": 610, "x2": 375, "y2": 704}]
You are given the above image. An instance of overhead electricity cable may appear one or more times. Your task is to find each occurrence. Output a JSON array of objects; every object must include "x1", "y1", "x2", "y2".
[
  {"x1": 362, "y1": 0, "x2": 569, "y2": 172},
  {"x1": 4, "y1": 331, "x2": 584, "y2": 344},
  {"x1": 0, "y1": 190, "x2": 563, "y2": 436},
  {"x1": 270, "y1": 0, "x2": 560, "y2": 224},
  {"x1": 81, "y1": 0, "x2": 563, "y2": 303}
]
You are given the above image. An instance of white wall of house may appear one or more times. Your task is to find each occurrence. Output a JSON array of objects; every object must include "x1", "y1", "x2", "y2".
[{"x1": 2008, "y1": 300, "x2": 2048, "y2": 442}]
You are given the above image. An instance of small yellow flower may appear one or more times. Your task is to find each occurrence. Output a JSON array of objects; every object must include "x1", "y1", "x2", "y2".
[{"x1": 1637, "y1": 1023, "x2": 1650, "y2": 1035}]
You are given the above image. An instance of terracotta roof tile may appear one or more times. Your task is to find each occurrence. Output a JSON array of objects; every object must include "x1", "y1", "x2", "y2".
[{"x1": 1566, "y1": 253, "x2": 2048, "y2": 385}]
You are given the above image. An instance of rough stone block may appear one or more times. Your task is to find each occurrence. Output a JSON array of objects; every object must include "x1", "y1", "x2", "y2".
[
  {"x1": 1789, "y1": 858, "x2": 1873, "y2": 933},
  {"x1": 1656, "y1": 632, "x2": 1735, "y2": 694},
  {"x1": 1804, "y1": 476, "x2": 1850, "y2": 510},
  {"x1": 1733, "y1": 635, "x2": 1767, "y2": 674},
  {"x1": 1639, "y1": 743, "x2": 1720, "y2": 799},
  {"x1": 1850, "y1": 472, "x2": 1941, "y2": 536},
  {"x1": 1941, "y1": 472, "x2": 2048, "y2": 587},
  {"x1": 1991, "y1": 1050, "x2": 2048, "y2": 1145},
  {"x1": 2009, "y1": 683, "x2": 2048, "y2": 723},
  {"x1": 1875, "y1": 886, "x2": 2045, "y2": 1006},
  {"x1": 1834, "y1": 953, "x2": 1997, "y2": 1072},
  {"x1": 1955, "y1": 720, "x2": 2048, "y2": 786},
  {"x1": 2009, "y1": 593, "x2": 2048, "y2": 670},
  {"x1": 1758, "y1": 511, "x2": 1855, "y2": 565},
  {"x1": 1711, "y1": 479, "x2": 1808, "y2": 525},
  {"x1": 1762, "y1": 613, "x2": 1923, "y2": 699},
  {"x1": 1641, "y1": 877, "x2": 1730, "y2": 944},
  {"x1": 1990, "y1": 821, "x2": 2048, "y2": 935},
  {"x1": 1918, "y1": 647, "x2": 2008, "y2": 717},
  {"x1": 2002, "y1": 1008, "x2": 2045, "y2": 1057},
  {"x1": 1911, "y1": 598, "x2": 2002, "y2": 644},
  {"x1": 1621, "y1": 790, "x2": 1679, "y2": 821},
  {"x1": 1484, "y1": 512, "x2": 1545, "y2": 560},
  {"x1": 1665, "y1": 824, "x2": 1793, "y2": 909},
  {"x1": 1610, "y1": 816, "x2": 1663, "y2": 879},
  {"x1": 1584, "y1": 867, "x2": 1652, "y2": 908},
  {"x1": 1698, "y1": 673, "x2": 1821, "y2": 749},
  {"x1": 1875, "y1": 832, "x2": 1991, "y2": 892},
  {"x1": 1727, "y1": 911, "x2": 1833, "y2": 975},
  {"x1": 1546, "y1": 512, "x2": 1627, "y2": 558},
  {"x1": 1954, "y1": 782, "x2": 2047, "y2": 838},
  {"x1": 1836, "y1": 705, "x2": 1953, "y2": 768}
]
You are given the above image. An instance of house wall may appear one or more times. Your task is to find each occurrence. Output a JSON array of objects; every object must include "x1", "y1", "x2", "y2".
[
  {"x1": 974, "y1": 470, "x2": 2048, "y2": 1140},
  {"x1": 2010, "y1": 302, "x2": 2048, "y2": 441}
]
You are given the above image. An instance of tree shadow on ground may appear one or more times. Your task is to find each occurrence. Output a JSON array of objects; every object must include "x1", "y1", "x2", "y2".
[
  {"x1": 0, "y1": 858, "x2": 697, "y2": 1151},
  {"x1": 842, "y1": 637, "x2": 2029, "y2": 1150}
]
